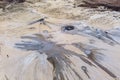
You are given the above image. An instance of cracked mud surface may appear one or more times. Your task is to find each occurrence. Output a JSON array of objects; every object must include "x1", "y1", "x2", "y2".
[{"x1": 0, "y1": 0, "x2": 120, "y2": 80}]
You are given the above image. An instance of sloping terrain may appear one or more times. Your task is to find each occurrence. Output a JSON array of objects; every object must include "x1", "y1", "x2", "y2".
[{"x1": 0, "y1": 0, "x2": 120, "y2": 80}]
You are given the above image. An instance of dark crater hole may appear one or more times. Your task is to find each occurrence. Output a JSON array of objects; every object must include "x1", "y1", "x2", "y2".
[{"x1": 63, "y1": 25, "x2": 75, "y2": 31}]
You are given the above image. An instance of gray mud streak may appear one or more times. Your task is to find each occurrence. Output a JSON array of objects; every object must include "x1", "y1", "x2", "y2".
[
  {"x1": 15, "y1": 35, "x2": 92, "y2": 80},
  {"x1": 62, "y1": 24, "x2": 120, "y2": 45},
  {"x1": 73, "y1": 43, "x2": 117, "y2": 79}
]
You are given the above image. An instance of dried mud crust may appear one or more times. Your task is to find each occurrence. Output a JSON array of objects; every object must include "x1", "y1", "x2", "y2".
[{"x1": 0, "y1": 1, "x2": 120, "y2": 80}]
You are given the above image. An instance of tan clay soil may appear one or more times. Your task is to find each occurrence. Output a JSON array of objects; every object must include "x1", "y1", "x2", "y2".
[{"x1": 0, "y1": 0, "x2": 120, "y2": 80}]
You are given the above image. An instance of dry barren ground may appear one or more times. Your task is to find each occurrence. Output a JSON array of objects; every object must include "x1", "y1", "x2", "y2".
[{"x1": 0, "y1": 0, "x2": 120, "y2": 80}]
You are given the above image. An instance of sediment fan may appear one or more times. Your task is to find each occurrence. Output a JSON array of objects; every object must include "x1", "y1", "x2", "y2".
[{"x1": 13, "y1": 21, "x2": 120, "y2": 80}]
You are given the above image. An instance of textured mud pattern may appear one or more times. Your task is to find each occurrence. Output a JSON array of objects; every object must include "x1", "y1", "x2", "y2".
[
  {"x1": 0, "y1": 1, "x2": 120, "y2": 80},
  {"x1": 15, "y1": 28, "x2": 120, "y2": 80}
]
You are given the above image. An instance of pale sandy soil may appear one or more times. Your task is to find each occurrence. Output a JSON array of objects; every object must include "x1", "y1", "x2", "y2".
[{"x1": 0, "y1": 0, "x2": 120, "y2": 80}]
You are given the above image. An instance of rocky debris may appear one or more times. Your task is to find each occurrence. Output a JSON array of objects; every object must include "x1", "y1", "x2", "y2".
[
  {"x1": 25, "y1": 0, "x2": 44, "y2": 3},
  {"x1": 74, "y1": 0, "x2": 120, "y2": 10},
  {"x1": 0, "y1": 0, "x2": 25, "y2": 11},
  {"x1": 0, "y1": 1, "x2": 9, "y2": 11},
  {"x1": 3, "y1": 0, "x2": 25, "y2": 3}
]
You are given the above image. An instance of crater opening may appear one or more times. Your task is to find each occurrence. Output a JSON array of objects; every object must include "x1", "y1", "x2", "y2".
[{"x1": 63, "y1": 25, "x2": 75, "y2": 31}]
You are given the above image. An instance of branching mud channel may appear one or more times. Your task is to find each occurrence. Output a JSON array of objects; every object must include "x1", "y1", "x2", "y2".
[{"x1": 0, "y1": 0, "x2": 120, "y2": 80}]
